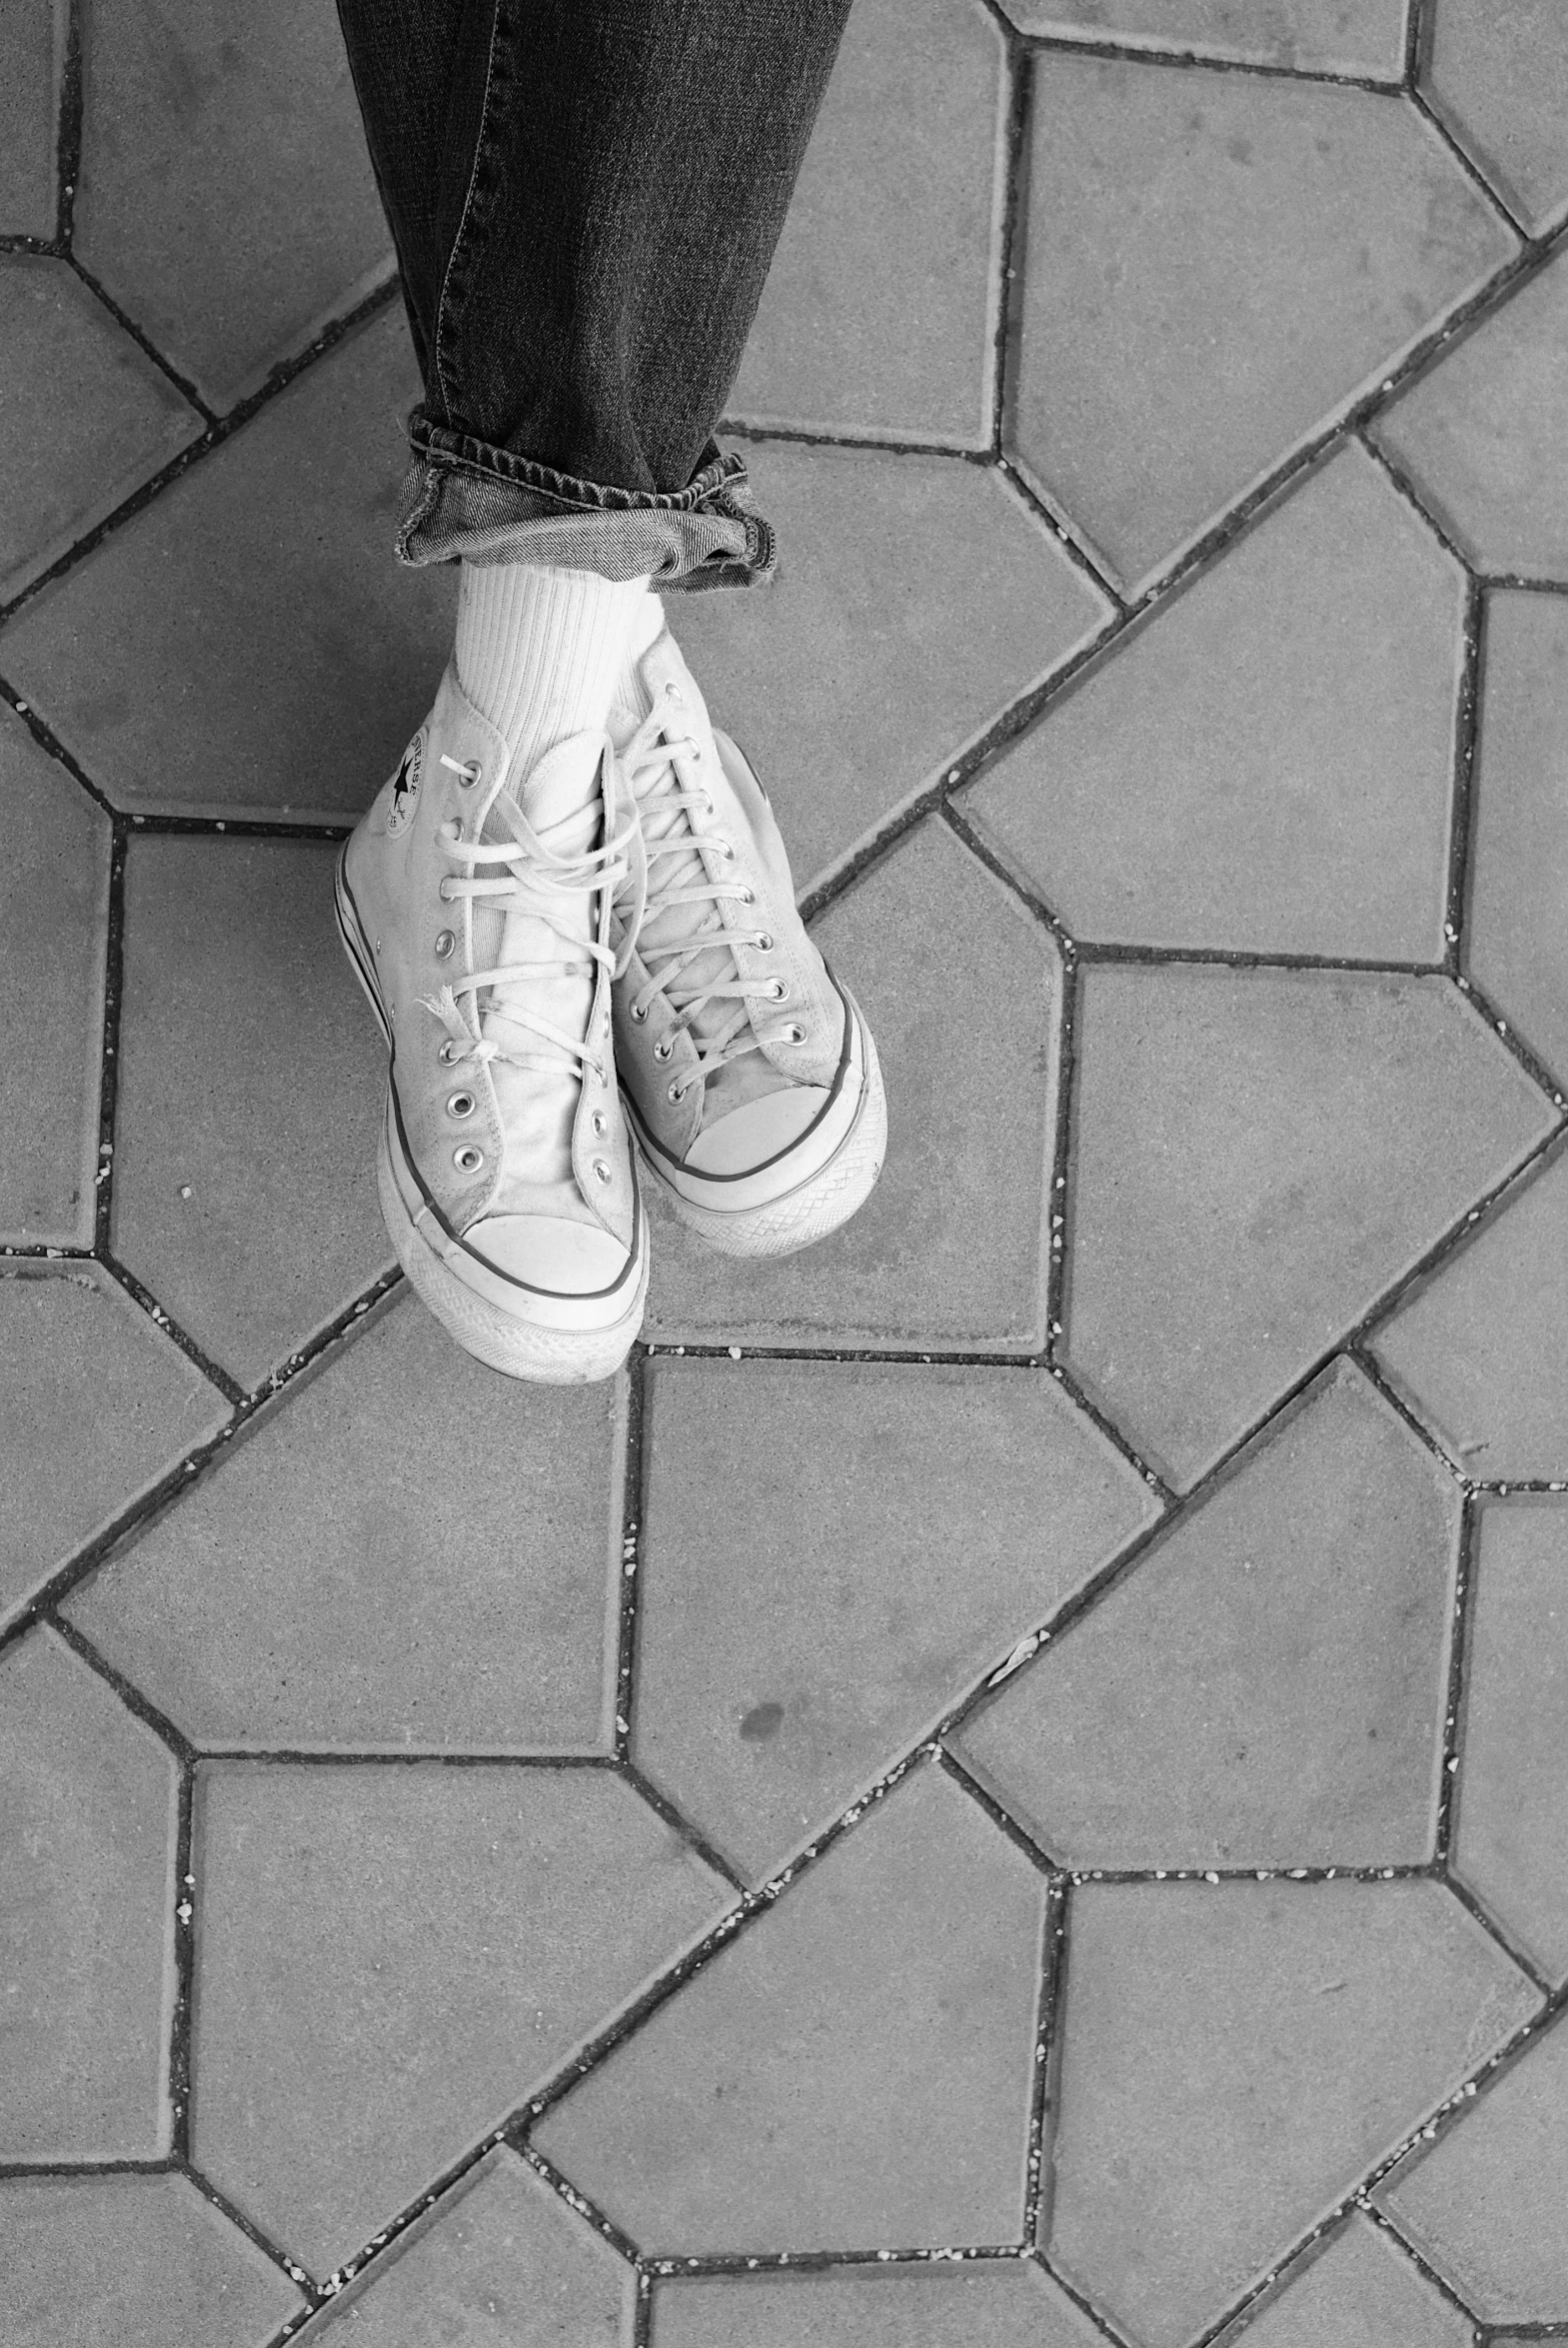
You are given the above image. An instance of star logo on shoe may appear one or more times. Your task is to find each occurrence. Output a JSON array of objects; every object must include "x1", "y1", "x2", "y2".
[{"x1": 385, "y1": 731, "x2": 425, "y2": 837}]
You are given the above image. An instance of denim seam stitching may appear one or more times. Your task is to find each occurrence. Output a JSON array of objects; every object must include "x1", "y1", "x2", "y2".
[
  {"x1": 413, "y1": 433, "x2": 749, "y2": 517},
  {"x1": 431, "y1": 0, "x2": 505, "y2": 427}
]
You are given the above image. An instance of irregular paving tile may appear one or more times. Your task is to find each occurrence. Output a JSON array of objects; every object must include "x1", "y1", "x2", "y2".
[
  {"x1": 295, "y1": 2148, "x2": 633, "y2": 2345},
  {"x1": 1426, "y1": 0, "x2": 1568, "y2": 236},
  {"x1": 67, "y1": 1295, "x2": 622, "y2": 1753},
  {"x1": 1062, "y1": 964, "x2": 1554, "y2": 1486},
  {"x1": 1450, "y1": 1500, "x2": 1568, "y2": 1986},
  {"x1": 0, "y1": 2171, "x2": 305, "y2": 2348},
  {"x1": 729, "y1": 0, "x2": 1003, "y2": 445},
  {"x1": 648, "y1": 821, "x2": 1060, "y2": 1348},
  {"x1": 0, "y1": 256, "x2": 201, "y2": 601},
  {"x1": 635, "y1": 1355, "x2": 1157, "y2": 1881},
  {"x1": 0, "y1": 1263, "x2": 228, "y2": 1627},
  {"x1": 672, "y1": 443, "x2": 1110, "y2": 893},
  {"x1": 1212, "y1": 2211, "x2": 1473, "y2": 2348},
  {"x1": 0, "y1": 1626, "x2": 175, "y2": 2158},
  {"x1": 964, "y1": 447, "x2": 1461, "y2": 957},
  {"x1": 190, "y1": 1763, "x2": 729, "y2": 2275},
  {"x1": 1011, "y1": 58, "x2": 1515, "y2": 592},
  {"x1": 111, "y1": 834, "x2": 390, "y2": 1387},
  {"x1": 651, "y1": 2260, "x2": 1107, "y2": 2347},
  {"x1": 1047, "y1": 1878, "x2": 1539, "y2": 2348},
  {"x1": 536, "y1": 1765, "x2": 1043, "y2": 2253},
  {"x1": 74, "y1": 0, "x2": 391, "y2": 410},
  {"x1": 1372, "y1": 1149, "x2": 1568, "y2": 1479},
  {"x1": 1373, "y1": 255, "x2": 1568, "y2": 578},
  {"x1": 1001, "y1": 1, "x2": 1407, "y2": 77},
  {"x1": 0, "y1": 0, "x2": 61, "y2": 235},
  {"x1": 0, "y1": 305, "x2": 454, "y2": 822},
  {"x1": 1466, "y1": 590, "x2": 1568, "y2": 1083},
  {"x1": 0, "y1": 704, "x2": 109, "y2": 1244},
  {"x1": 951, "y1": 1359, "x2": 1457, "y2": 1869},
  {"x1": 1378, "y1": 2014, "x2": 1568, "y2": 2321}
]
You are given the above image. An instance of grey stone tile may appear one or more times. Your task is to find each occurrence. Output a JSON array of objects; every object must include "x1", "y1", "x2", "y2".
[
  {"x1": 1212, "y1": 2212, "x2": 1473, "y2": 2348},
  {"x1": 0, "y1": 256, "x2": 201, "y2": 601},
  {"x1": 1011, "y1": 58, "x2": 1515, "y2": 592},
  {"x1": 74, "y1": 0, "x2": 392, "y2": 411},
  {"x1": 1378, "y1": 2014, "x2": 1568, "y2": 2321},
  {"x1": 294, "y1": 2148, "x2": 633, "y2": 2346},
  {"x1": 0, "y1": 0, "x2": 62, "y2": 235},
  {"x1": 0, "y1": 305, "x2": 455, "y2": 823},
  {"x1": 1047, "y1": 1878, "x2": 1538, "y2": 2348},
  {"x1": 1372, "y1": 1149, "x2": 1568, "y2": 1480},
  {"x1": 1451, "y1": 1499, "x2": 1568, "y2": 1987},
  {"x1": 651, "y1": 2261, "x2": 1107, "y2": 2347},
  {"x1": 0, "y1": 704, "x2": 109, "y2": 1245},
  {"x1": 647, "y1": 821, "x2": 1061, "y2": 1349},
  {"x1": 1061, "y1": 964, "x2": 1554, "y2": 1487},
  {"x1": 1001, "y1": 1, "x2": 1407, "y2": 77},
  {"x1": 535, "y1": 1765, "x2": 1044, "y2": 2254},
  {"x1": 1372, "y1": 255, "x2": 1568, "y2": 579},
  {"x1": 1466, "y1": 590, "x2": 1568, "y2": 1085},
  {"x1": 0, "y1": 2171, "x2": 306, "y2": 2348},
  {"x1": 0, "y1": 1626, "x2": 175, "y2": 2159},
  {"x1": 1427, "y1": 0, "x2": 1568, "y2": 236},
  {"x1": 670, "y1": 444, "x2": 1110, "y2": 896},
  {"x1": 635, "y1": 1356, "x2": 1157, "y2": 1882},
  {"x1": 729, "y1": 0, "x2": 1003, "y2": 446},
  {"x1": 951, "y1": 1359, "x2": 1456, "y2": 1870},
  {"x1": 190, "y1": 1763, "x2": 729, "y2": 2275},
  {"x1": 67, "y1": 1295, "x2": 623, "y2": 1753},
  {"x1": 963, "y1": 447, "x2": 1461, "y2": 959},
  {"x1": 111, "y1": 834, "x2": 391, "y2": 1388},
  {"x1": 0, "y1": 1262, "x2": 228, "y2": 1629}
]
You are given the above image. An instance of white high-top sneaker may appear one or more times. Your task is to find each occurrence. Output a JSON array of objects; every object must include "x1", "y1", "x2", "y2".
[
  {"x1": 336, "y1": 664, "x2": 647, "y2": 1381},
  {"x1": 611, "y1": 632, "x2": 885, "y2": 1255}
]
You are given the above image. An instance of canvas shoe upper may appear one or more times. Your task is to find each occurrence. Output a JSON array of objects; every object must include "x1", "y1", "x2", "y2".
[
  {"x1": 336, "y1": 662, "x2": 647, "y2": 1381},
  {"x1": 611, "y1": 631, "x2": 885, "y2": 1256}
]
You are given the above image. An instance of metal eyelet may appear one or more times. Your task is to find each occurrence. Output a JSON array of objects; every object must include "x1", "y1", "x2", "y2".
[
  {"x1": 434, "y1": 931, "x2": 455, "y2": 960},
  {"x1": 668, "y1": 1082, "x2": 685, "y2": 1105},
  {"x1": 438, "y1": 1039, "x2": 460, "y2": 1065},
  {"x1": 715, "y1": 841, "x2": 735, "y2": 860},
  {"x1": 699, "y1": 792, "x2": 714, "y2": 815},
  {"x1": 592, "y1": 1159, "x2": 614, "y2": 1184},
  {"x1": 756, "y1": 933, "x2": 774, "y2": 951},
  {"x1": 784, "y1": 1024, "x2": 806, "y2": 1045},
  {"x1": 653, "y1": 1040, "x2": 673, "y2": 1063},
  {"x1": 739, "y1": 888, "x2": 755, "y2": 905},
  {"x1": 591, "y1": 1111, "x2": 607, "y2": 1137},
  {"x1": 664, "y1": 681, "x2": 684, "y2": 704},
  {"x1": 459, "y1": 762, "x2": 481, "y2": 790},
  {"x1": 447, "y1": 1091, "x2": 475, "y2": 1120},
  {"x1": 453, "y1": 1144, "x2": 484, "y2": 1173},
  {"x1": 769, "y1": 980, "x2": 788, "y2": 1002},
  {"x1": 630, "y1": 1003, "x2": 648, "y2": 1024}
]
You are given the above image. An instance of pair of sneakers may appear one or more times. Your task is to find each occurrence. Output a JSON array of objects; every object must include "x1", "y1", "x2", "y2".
[{"x1": 336, "y1": 628, "x2": 885, "y2": 1381}]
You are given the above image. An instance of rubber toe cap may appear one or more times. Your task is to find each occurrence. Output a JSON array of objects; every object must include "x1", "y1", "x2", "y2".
[
  {"x1": 684, "y1": 1087, "x2": 832, "y2": 1175},
  {"x1": 465, "y1": 1214, "x2": 632, "y2": 1296}
]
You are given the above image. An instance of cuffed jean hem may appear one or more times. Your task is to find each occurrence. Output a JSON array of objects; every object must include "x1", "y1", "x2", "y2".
[{"x1": 394, "y1": 413, "x2": 778, "y2": 590}]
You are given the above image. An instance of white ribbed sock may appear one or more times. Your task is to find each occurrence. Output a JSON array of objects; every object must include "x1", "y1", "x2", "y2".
[
  {"x1": 609, "y1": 591, "x2": 668, "y2": 748},
  {"x1": 454, "y1": 561, "x2": 660, "y2": 784}
]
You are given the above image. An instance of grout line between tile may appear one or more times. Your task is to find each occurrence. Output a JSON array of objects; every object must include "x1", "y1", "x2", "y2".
[
  {"x1": 1402, "y1": 0, "x2": 1427, "y2": 89},
  {"x1": 639, "y1": 2243, "x2": 1027, "y2": 2277},
  {"x1": 183, "y1": 2158, "x2": 325, "y2": 2306},
  {"x1": 1073, "y1": 940, "x2": 1447, "y2": 978},
  {"x1": 1018, "y1": 27, "x2": 1404, "y2": 94},
  {"x1": 993, "y1": 455, "x2": 1129, "y2": 610},
  {"x1": 617, "y1": 1757, "x2": 750, "y2": 1897},
  {"x1": 513, "y1": 2143, "x2": 643, "y2": 2265},
  {"x1": 53, "y1": 0, "x2": 82, "y2": 249},
  {"x1": 46, "y1": 1613, "x2": 197, "y2": 1761},
  {"x1": 1022, "y1": 1878, "x2": 1068, "y2": 2249},
  {"x1": 613, "y1": 1350, "x2": 649, "y2": 1760},
  {"x1": 1453, "y1": 971, "x2": 1568, "y2": 1108},
  {"x1": 1408, "y1": 82, "x2": 1532, "y2": 244},
  {"x1": 715, "y1": 417, "x2": 989, "y2": 463},
  {"x1": 1346, "y1": 1345, "x2": 1469, "y2": 1482},
  {"x1": 97, "y1": 1252, "x2": 247, "y2": 1405},
  {"x1": 990, "y1": 29, "x2": 1030, "y2": 462},
  {"x1": 0, "y1": 2158, "x2": 176, "y2": 2178},
  {"x1": 168, "y1": 1764, "x2": 196, "y2": 2161},
  {"x1": 1440, "y1": 573, "x2": 1485, "y2": 979},
  {"x1": 91, "y1": 827, "x2": 126, "y2": 1252},
  {"x1": 937, "y1": 1745, "x2": 1061, "y2": 1873},
  {"x1": 0, "y1": 681, "x2": 114, "y2": 813},
  {"x1": 1356, "y1": 428, "x2": 1474, "y2": 570},
  {"x1": 0, "y1": 233, "x2": 57, "y2": 257},
  {"x1": 632, "y1": 2267, "x2": 653, "y2": 2348},
  {"x1": 67, "y1": 254, "x2": 215, "y2": 423},
  {"x1": 1441, "y1": 1869, "x2": 1556, "y2": 2000},
  {"x1": 1364, "y1": 2200, "x2": 1488, "y2": 2331},
  {"x1": 1030, "y1": 2248, "x2": 1140, "y2": 2345}
]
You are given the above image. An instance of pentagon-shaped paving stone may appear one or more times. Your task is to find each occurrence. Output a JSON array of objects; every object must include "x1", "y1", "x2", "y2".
[
  {"x1": 1449, "y1": 1500, "x2": 1568, "y2": 1987},
  {"x1": 1372, "y1": 1149, "x2": 1568, "y2": 1480},
  {"x1": 294, "y1": 2148, "x2": 633, "y2": 2345},
  {"x1": 67, "y1": 1294, "x2": 623, "y2": 1753},
  {"x1": 1427, "y1": 0, "x2": 1568, "y2": 237},
  {"x1": 190, "y1": 1762, "x2": 729, "y2": 2275},
  {"x1": 0, "y1": 257, "x2": 201, "y2": 603},
  {"x1": 1465, "y1": 590, "x2": 1568, "y2": 1084},
  {"x1": 672, "y1": 444, "x2": 1109, "y2": 895},
  {"x1": 1061, "y1": 964, "x2": 1554, "y2": 1487},
  {"x1": 1378, "y1": 2013, "x2": 1568, "y2": 2323},
  {"x1": 0, "y1": 305, "x2": 454, "y2": 823},
  {"x1": 0, "y1": 2171, "x2": 305, "y2": 2348},
  {"x1": 0, "y1": 1627, "x2": 175, "y2": 2159},
  {"x1": 0, "y1": 1262, "x2": 228, "y2": 1628},
  {"x1": 1001, "y1": 1, "x2": 1407, "y2": 77},
  {"x1": 634, "y1": 1355, "x2": 1157, "y2": 1882},
  {"x1": 536, "y1": 1765, "x2": 1044, "y2": 2254},
  {"x1": 651, "y1": 2261, "x2": 1108, "y2": 2347},
  {"x1": 963, "y1": 445, "x2": 1462, "y2": 958},
  {"x1": 1211, "y1": 2211, "x2": 1473, "y2": 2348},
  {"x1": 729, "y1": 0, "x2": 1004, "y2": 446},
  {"x1": 647, "y1": 821, "x2": 1061, "y2": 1349},
  {"x1": 1010, "y1": 57, "x2": 1514, "y2": 593},
  {"x1": 1046, "y1": 1878, "x2": 1539, "y2": 2348},
  {"x1": 74, "y1": 0, "x2": 391, "y2": 411},
  {"x1": 111, "y1": 834, "x2": 390, "y2": 1388},
  {"x1": 0, "y1": 0, "x2": 62, "y2": 235},
  {"x1": 0, "y1": 704, "x2": 109, "y2": 1244},
  {"x1": 950, "y1": 1359, "x2": 1457, "y2": 1871},
  {"x1": 1373, "y1": 254, "x2": 1568, "y2": 580}
]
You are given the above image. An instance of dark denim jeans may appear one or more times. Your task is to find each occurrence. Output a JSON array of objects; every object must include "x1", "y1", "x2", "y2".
[{"x1": 335, "y1": 0, "x2": 852, "y2": 588}]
